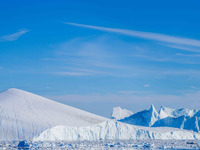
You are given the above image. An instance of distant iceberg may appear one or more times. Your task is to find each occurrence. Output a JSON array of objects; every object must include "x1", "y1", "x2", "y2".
[{"x1": 111, "y1": 106, "x2": 133, "y2": 120}]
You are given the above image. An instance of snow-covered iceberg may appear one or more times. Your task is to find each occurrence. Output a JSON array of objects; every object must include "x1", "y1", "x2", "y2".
[
  {"x1": 0, "y1": 88, "x2": 107, "y2": 141},
  {"x1": 120, "y1": 104, "x2": 160, "y2": 126},
  {"x1": 115, "y1": 105, "x2": 200, "y2": 133},
  {"x1": 159, "y1": 106, "x2": 198, "y2": 119},
  {"x1": 111, "y1": 106, "x2": 133, "y2": 120},
  {"x1": 153, "y1": 107, "x2": 200, "y2": 132},
  {"x1": 34, "y1": 120, "x2": 200, "y2": 141}
]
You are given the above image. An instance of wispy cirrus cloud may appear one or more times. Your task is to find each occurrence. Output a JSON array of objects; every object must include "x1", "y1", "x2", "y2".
[
  {"x1": 65, "y1": 22, "x2": 200, "y2": 48},
  {"x1": 42, "y1": 35, "x2": 200, "y2": 77},
  {"x1": 0, "y1": 29, "x2": 29, "y2": 42},
  {"x1": 64, "y1": 23, "x2": 200, "y2": 66},
  {"x1": 43, "y1": 36, "x2": 134, "y2": 77}
]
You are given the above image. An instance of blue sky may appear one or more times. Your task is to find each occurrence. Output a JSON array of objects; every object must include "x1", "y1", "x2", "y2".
[{"x1": 1, "y1": 0, "x2": 200, "y2": 117}]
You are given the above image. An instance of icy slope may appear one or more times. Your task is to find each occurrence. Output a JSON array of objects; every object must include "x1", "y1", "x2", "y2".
[
  {"x1": 34, "y1": 120, "x2": 200, "y2": 141},
  {"x1": 194, "y1": 110, "x2": 200, "y2": 117},
  {"x1": 0, "y1": 88, "x2": 107, "y2": 141},
  {"x1": 152, "y1": 115, "x2": 200, "y2": 132},
  {"x1": 159, "y1": 106, "x2": 197, "y2": 119},
  {"x1": 111, "y1": 106, "x2": 133, "y2": 120},
  {"x1": 184, "y1": 116, "x2": 200, "y2": 132},
  {"x1": 120, "y1": 104, "x2": 160, "y2": 126}
]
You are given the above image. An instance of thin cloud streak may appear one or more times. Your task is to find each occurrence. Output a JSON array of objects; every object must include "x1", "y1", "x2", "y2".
[
  {"x1": 50, "y1": 67, "x2": 118, "y2": 77},
  {"x1": 176, "y1": 53, "x2": 200, "y2": 57},
  {"x1": 66, "y1": 23, "x2": 200, "y2": 48},
  {"x1": 0, "y1": 29, "x2": 29, "y2": 42},
  {"x1": 131, "y1": 53, "x2": 200, "y2": 64},
  {"x1": 119, "y1": 91, "x2": 151, "y2": 94},
  {"x1": 49, "y1": 68, "x2": 200, "y2": 77},
  {"x1": 63, "y1": 67, "x2": 113, "y2": 75},
  {"x1": 52, "y1": 71, "x2": 91, "y2": 76},
  {"x1": 166, "y1": 44, "x2": 200, "y2": 53}
]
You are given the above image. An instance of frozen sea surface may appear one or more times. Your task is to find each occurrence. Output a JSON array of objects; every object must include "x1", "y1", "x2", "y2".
[{"x1": 1, "y1": 140, "x2": 200, "y2": 149}]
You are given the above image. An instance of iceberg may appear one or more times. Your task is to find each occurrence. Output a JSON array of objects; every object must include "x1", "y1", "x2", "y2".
[
  {"x1": 120, "y1": 104, "x2": 160, "y2": 126},
  {"x1": 111, "y1": 106, "x2": 133, "y2": 120},
  {"x1": 0, "y1": 88, "x2": 107, "y2": 141},
  {"x1": 34, "y1": 120, "x2": 200, "y2": 141}
]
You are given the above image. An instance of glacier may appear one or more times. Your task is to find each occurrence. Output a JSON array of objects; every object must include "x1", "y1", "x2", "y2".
[
  {"x1": 34, "y1": 120, "x2": 200, "y2": 141},
  {"x1": 0, "y1": 88, "x2": 107, "y2": 141}
]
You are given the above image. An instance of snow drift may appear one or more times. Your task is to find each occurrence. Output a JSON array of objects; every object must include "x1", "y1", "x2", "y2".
[
  {"x1": 34, "y1": 120, "x2": 200, "y2": 141},
  {"x1": 0, "y1": 88, "x2": 107, "y2": 141}
]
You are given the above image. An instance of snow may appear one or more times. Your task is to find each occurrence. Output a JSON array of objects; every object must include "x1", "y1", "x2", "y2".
[
  {"x1": 34, "y1": 120, "x2": 200, "y2": 141},
  {"x1": 111, "y1": 106, "x2": 133, "y2": 120},
  {"x1": 0, "y1": 88, "x2": 107, "y2": 141},
  {"x1": 119, "y1": 104, "x2": 160, "y2": 126}
]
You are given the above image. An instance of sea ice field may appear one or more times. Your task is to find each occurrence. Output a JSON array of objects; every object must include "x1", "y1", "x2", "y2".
[{"x1": 1, "y1": 139, "x2": 200, "y2": 149}]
